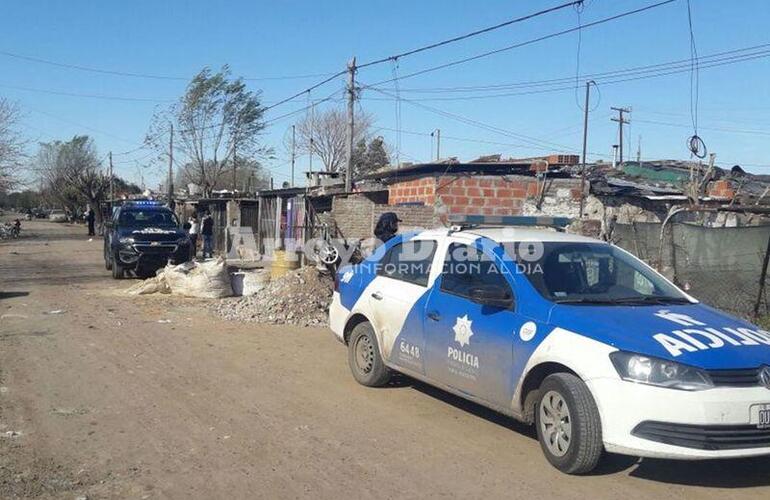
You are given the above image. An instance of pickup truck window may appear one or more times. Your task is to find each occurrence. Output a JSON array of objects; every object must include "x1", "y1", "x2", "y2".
[
  {"x1": 378, "y1": 240, "x2": 437, "y2": 287},
  {"x1": 118, "y1": 209, "x2": 178, "y2": 228},
  {"x1": 518, "y1": 242, "x2": 689, "y2": 305},
  {"x1": 441, "y1": 243, "x2": 513, "y2": 300}
]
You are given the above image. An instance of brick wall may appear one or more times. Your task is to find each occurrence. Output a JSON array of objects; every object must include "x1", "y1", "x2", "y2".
[
  {"x1": 332, "y1": 195, "x2": 376, "y2": 240},
  {"x1": 389, "y1": 174, "x2": 582, "y2": 217},
  {"x1": 332, "y1": 194, "x2": 439, "y2": 240},
  {"x1": 372, "y1": 204, "x2": 437, "y2": 232}
]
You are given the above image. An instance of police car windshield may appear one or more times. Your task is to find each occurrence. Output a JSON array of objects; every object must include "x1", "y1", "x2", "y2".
[
  {"x1": 517, "y1": 242, "x2": 690, "y2": 305},
  {"x1": 119, "y1": 209, "x2": 178, "y2": 228}
]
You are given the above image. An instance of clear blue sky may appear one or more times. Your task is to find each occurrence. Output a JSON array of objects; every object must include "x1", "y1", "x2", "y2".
[{"x1": 2, "y1": 0, "x2": 770, "y2": 189}]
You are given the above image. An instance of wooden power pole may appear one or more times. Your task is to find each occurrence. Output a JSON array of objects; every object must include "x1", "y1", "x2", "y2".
[
  {"x1": 232, "y1": 136, "x2": 237, "y2": 193},
  {"x1": 611, "y1": 106, "x2": 631, "y2": 165},
  {"x1": 579, "y1": 81, "x2": 594, "y2": 219},
  {"x1": 167, "y1": 123, "x2": 174, "y2": 209},
  {"x1": 345, "y1": 57, "x2": 356, "y2": 192},
  {"x1": 108, "y1": 151, "x2": 114, "y2": 204},
  {"x1": 291, "y1": 124, "x2": 296, "y2": 187}
]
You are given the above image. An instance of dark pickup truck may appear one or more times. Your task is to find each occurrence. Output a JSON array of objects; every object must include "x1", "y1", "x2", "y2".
[{"x1": 103, "y1": 201, "x2": 191, "y2": 279}]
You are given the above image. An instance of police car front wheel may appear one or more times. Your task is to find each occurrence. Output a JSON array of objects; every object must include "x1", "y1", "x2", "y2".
[
  {"x1": 535, "y1": 373, "x2": 603, "y2": 475},
  {"x1": 347, "y1": 322, "x2": 391, "y2": 387}
]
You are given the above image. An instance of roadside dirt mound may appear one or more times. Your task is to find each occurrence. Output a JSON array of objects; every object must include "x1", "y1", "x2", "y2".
[{"x1": 214, "y1": 266, "x2": 333, "y2": 327}]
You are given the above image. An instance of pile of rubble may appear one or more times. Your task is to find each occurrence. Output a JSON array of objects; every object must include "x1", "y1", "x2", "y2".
[{"x1": 214, "y1": 266, "x2": 334, "y2": 327}]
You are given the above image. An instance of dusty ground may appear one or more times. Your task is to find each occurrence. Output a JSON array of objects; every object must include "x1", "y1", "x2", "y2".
[{"x1": 1, "y1": 218, "x2": 770, "y2": 499}]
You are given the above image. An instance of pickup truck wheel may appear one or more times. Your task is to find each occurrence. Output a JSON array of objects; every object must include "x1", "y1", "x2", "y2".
[
  {"x1": 111, "y1": 258, "x2": 124, "y2": 279},
  {"x1": 535, "y1": 373, "x2": 603, "y2": 475},
  {"x1": 347, "y1": 322, "x2": 391, "y2": 387}
]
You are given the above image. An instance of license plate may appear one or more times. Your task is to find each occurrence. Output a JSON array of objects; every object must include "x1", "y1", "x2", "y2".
[
  {"x1": 750, "y1": 404, "x2": 770, "y2": 429},
  {"x1": 150, "y1": 241, "x2": 160, "y2": 246}
]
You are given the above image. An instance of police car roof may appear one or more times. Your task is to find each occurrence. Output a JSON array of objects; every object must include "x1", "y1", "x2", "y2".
[{"x1": 415, "y1": 226, "x2": 602, "y2": 244}]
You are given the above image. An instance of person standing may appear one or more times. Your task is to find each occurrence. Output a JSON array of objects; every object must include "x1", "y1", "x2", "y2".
[
  {"x1": 85, "y1": 206, "x2": 96, "y2": 236},
  {"x1": 201, "y1": 211, "x2": 214, "y2": 258},
  {"x1": 188, "y1": 214, "x2": 200, "y2": 259}
]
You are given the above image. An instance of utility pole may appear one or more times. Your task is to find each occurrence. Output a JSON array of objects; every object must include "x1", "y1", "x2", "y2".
[
  {"x1": 232, "y1": 136, "x2": 237, "y2": 193},
  {"x1": 579, "y1": 81, "x2": 593, "y2": 219},
  {"x1": 168, "y1": 123, "x2": 174, "y2": 209},
  {"x1": 108, "y1": 151, "x2": 114, "y2": 204},
  {"x1": 636, "y1": 135, "x2": 642, "y2": 163},
  {"x1": 430, "y1": 128, "x2": 441, "y2": 161},
  {"x1": 345, "y1": 56, "x2": 357, "y2": 192},
  {"x1": 308, "y1": 102, "x2": 314, "y2": 175},
  {"x1": 291, "y1": 124, "x2": 296, "y2": 187},
  {"x1": 610, "y1": 106, "x2": 631, "y2": 165}
]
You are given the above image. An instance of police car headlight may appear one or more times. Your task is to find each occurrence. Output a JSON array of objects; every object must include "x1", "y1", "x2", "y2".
[
  {"x1": 609, "y1": 351, "x2": 714, "y2": 391},
  {"x1": 119, "y1": 236, "x2": 135, "y2": 244}
]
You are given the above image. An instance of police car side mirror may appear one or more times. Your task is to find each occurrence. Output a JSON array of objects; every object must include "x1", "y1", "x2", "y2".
[{"x1": 468, "y1": 285, "x2": 513, "y2": 309}]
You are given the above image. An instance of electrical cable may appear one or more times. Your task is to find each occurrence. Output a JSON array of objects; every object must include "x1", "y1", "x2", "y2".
[
  {"x1": 380, "y1": 42, "x2": 770, "y2": 94},
  {"x1": 365, "y1": 0, "x2": 677, "y2": 89},
  {"x1": 685, "y1": 0, "x2": 706, "y2": 158},
  {"x1": 361, "y1": 48, "x2": 770, "y2": 102},
  {"x1": 357, "y1": 0, "x2": 584, "y2": 68},
  {"x1": 0, "y1": 49, "x2": 336, "y2": 82}
]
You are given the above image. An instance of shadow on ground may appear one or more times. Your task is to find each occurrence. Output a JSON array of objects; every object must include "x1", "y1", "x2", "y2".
[{"x1": 384, "y1": 373, "x2": 770, "y2": 485}]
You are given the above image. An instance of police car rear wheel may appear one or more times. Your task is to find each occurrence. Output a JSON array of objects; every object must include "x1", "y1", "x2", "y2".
[
  {"x1": 348, "y1": 322, "x2": 391, "y2": 387},
  {"x1": 535, "y1": 373, "x2": 602, "y2": 475}
]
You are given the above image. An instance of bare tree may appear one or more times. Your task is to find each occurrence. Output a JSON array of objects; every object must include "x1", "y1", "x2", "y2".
[
  {"x1": 0, "y1": 98, "x2": 25, "y2": 192},
  {"x1": 291, "y1": 107, "x2": 373, "y2": 173},
  {"x1": 146, "y1": 66, "x2": 271, "y2": 197},
  {"x1": 37, "y1": 136, "x2": 108, "y2": 221}
]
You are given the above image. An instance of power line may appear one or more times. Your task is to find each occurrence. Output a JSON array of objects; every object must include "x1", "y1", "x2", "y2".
[
  {"x1": 365, "y1": 0, "x2": 677, "y2": 88},
  {"x1": 361, "y1": 48, "x2": 770, "y2": 102},
  {"x1": 376, "y1": 43, "x2": 770, "y2": 94},
  {"x1": 357, "y1": 0, "x2": 583, "y2": 68},
  {"x1": 364, "y1": 84, "x2": 578, "y2": 154},
  {"x1": 0, "y1": 82, "x2": 174, "y2": 103},
  {"x1": 0, "y1": 48, "x2": 337, "y2": 82}
]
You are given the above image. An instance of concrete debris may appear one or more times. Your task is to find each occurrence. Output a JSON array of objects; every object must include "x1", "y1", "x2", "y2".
[
  {"x1": 230, "y1": 269, "x2": 270, "y2": 297},
  {"x1": 214, "y1": 266, "x2": 333, "y2": 327}
]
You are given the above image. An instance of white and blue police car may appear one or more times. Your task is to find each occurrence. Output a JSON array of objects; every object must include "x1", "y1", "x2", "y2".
[{"x1": 329, "y1": 222, "x2": 770, "y2": 474}]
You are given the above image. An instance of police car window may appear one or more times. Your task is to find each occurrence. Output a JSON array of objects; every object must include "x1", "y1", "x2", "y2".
[
  {"x1": 441, "y1": 243, "x2": 513, "y2": 300},
  {"x1": 517, "y1": 242, "x2": 687, "y2": 304},
  {"x1": 378, "y1": 240, "x2": 437, "y2": 287},
  {"x1": 119, "y1": 209, "x2": 178, "y2": 228}
]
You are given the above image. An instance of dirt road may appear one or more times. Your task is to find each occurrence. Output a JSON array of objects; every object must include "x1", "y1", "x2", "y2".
[{"x1": 1, "y1": 219, "x2": 770, "y2": 499}]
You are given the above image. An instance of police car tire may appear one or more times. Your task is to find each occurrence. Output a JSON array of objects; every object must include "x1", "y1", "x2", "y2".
[
  {"x1": 535, "y1": 373, "x2": 602, "y2": 475},
  {"x1": 105, "y1": 253, "x2": 112, "y2": 270},
  {"x1": 111, "y1": 260, "x2": 124, "y2": 279},
  {"x1": 348, "y1": 322, "x2": 391, "y2": 387}
]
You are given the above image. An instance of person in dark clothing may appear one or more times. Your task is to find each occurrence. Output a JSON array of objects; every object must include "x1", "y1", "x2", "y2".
[
  {"x1": 374, "y1": 212, "x2": 401, "y2": 243},
  {"x1": 86, "y1": 207, "x2": 96, "y2": 236},
  {"x1": 201, "y1": 211, "x2": 214, "y2": 258}
]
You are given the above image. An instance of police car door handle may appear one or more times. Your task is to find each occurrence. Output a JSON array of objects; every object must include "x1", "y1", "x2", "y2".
[
  {"x1": 371, "y1": 292, "x2": 383, "y2": 300},
  {"x1": 427, "y1": 311, "x2": 441, "y2": 322}
]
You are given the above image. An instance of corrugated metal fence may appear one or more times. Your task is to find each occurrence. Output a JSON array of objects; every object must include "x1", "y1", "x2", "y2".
[{"x1": 613, "y1": 222, "x2": 770, "y2": 320}]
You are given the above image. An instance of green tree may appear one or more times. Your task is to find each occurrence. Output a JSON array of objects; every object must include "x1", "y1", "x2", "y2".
[
  {"x1": 353, "y1": 136, "x2": 390, "y2": 178},
  {"x1": 0, "y1": 98, "x2": 25, "y2": 192},
  {"x1": 147, "y1": 65, "x2": 271, "y2": 197},
  {"x1": 37, "y1": 135, "x2": 108, "y2": 221}
]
